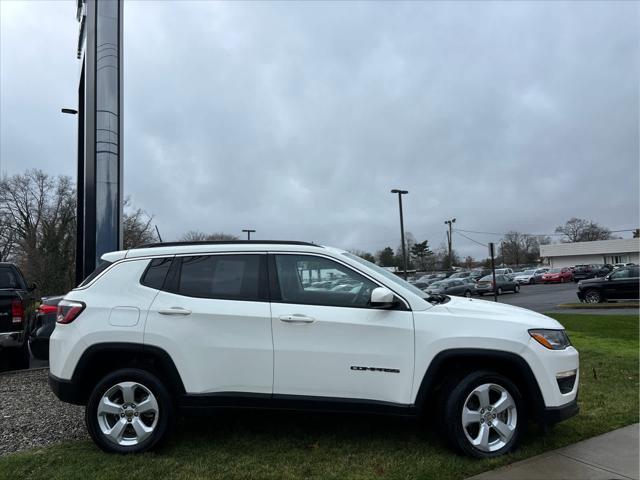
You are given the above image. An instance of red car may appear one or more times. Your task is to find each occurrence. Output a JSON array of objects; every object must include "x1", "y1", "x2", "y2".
[{"x1": 542, "y1": 267, "x2": 573, "y2": 283}]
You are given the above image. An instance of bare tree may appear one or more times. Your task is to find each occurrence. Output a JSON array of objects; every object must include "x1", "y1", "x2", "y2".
[
  {"x1": 0, "y1": 170, "x2": 76, "y2": 295},
  {"x1": 122, "y1": 197, "x2": 158, "y2": 249},
  {"x1": 555, "y1": 218, "x2": 612, "y2": 243}
]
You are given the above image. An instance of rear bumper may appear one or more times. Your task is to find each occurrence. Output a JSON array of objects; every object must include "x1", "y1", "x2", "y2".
[
  {"x1": 49, "y1": 372, "x2": 85, "y2": 405},
  {"x1": 0, "y1": 330, "x2": 24, "y2": 349}
]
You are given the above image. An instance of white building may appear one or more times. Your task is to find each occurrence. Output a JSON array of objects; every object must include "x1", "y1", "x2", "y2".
[{"x1": 540, "y1": 238, "x2": 640, "y2": 268}]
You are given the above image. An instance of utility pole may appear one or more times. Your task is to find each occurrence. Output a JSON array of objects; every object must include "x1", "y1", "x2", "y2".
[
  {"x1": 390, "y1": 189, "x2": 409, "y2": 279},
  {"x1": 489, "y1": 242, "x2": 498, "y2": 302},
  {"x1": 242, "y1": 229, "x2": 255, "y2": 241},
  {"x1": 444, "y1": 218, "x2": 456, "y2": 269}
]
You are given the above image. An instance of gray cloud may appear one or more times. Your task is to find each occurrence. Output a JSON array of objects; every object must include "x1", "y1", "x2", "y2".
[{"x1": 1, "y1": 0, "x2": 638, "y2": 258}]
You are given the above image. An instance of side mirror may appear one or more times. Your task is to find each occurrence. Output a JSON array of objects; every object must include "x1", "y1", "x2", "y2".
[
  {"x1": 28, "y1": 282, "x2": 37, "y2": 292},
  {"x1": 370, "y1": 287, "x2": 395, "y2": 308}
]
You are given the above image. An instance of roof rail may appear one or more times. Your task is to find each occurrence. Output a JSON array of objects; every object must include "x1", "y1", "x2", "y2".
[{"x1": 131, "y1": 240, "x2": 321, "y2": 249}]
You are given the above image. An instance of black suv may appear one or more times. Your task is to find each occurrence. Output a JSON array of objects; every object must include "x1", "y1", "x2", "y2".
[
  {"x1": 577, "y1": 265, "x2": 639, "y2": 303},
  {"x1": 572, "y1": 264, "x2": 612, "y2": 282}
]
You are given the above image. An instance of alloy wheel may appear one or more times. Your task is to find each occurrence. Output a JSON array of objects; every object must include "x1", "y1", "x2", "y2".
[
  {"x1": 584, "y1": 290, "x2": 601, "y2": 304},
  {"x1": 461, "y1": 383, "x2": 517, "y2": 452},
  {"x1": 97, "y1": 381, "x2": 159, "y2": 446}
]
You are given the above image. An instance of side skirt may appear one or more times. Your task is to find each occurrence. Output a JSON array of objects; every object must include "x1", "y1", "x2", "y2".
[{"x1": 178, "y1": 392, "x2": 417, "y2": 417}]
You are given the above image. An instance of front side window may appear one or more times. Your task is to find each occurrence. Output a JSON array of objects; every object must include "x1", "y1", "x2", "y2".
[
  {"x1": 177, "y1": 254, "x2": 267, "y2": 301},
  {"x1": 274, "y1": 254, "x2": 378, "y2": 308},
  {"x1": 610, "y1": 268, "x2": 631, "y2": 280}
]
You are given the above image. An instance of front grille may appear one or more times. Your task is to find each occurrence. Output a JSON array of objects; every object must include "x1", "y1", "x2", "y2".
[{"x1": 557, "y1": 373, "x2": 577, "y2": 394}]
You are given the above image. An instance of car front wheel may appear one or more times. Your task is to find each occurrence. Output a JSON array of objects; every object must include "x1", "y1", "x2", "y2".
[
  {"x1": 583, "y1": 289, "x2": 603, "y2": 304},
  {"x1": 514, "y1": 285, "x2": 520, "y2": 293},
  {"x1": 86, "y1": 368, "x2": 173, "y2": 453},
  {"x1": 465, "y1": 290, "x2": 472, "y2": 298},
  {"x1": 497, "y1": 287, "x2": 503, "y2": 295},
  {"x1": 440, "y1": 371, "x2": 524, "y2": 458}
]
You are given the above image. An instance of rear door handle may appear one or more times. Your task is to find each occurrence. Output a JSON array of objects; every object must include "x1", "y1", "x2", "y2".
[
  {"x1": 279, "y1": 314, "x2": 315, "y2": 324},
  {"x1": 158, "y1": 307, "x2": 192, "y2": 316}
]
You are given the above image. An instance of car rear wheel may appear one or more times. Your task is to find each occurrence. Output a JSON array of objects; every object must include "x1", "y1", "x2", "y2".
[
  {"x1": 583, "y1": 289, "x2": 603, "y2": 304},
  {"x1": 86, "y1": 368, "x2": 173, "y2": 453},
  {"x1": 560, "y1": 277, "x2": 565, "y2": 283},
  {"x1": 529, "y1": 278, "x2": 534, "y2": 285},
  {"x1": 514, "y1": 285, "x2": 520, "y2": 293},
  {"x1": 439, "y1": 371, "x2": 525, "y2": 458},
  {"x1": 465, "y1": 290, "x2": 472, "y2": 298},
  {"x1": 497, "y1": 287, "x2": 503, "y2": 295}
]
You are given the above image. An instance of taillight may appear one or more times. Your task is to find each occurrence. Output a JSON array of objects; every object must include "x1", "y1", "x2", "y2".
[
  {"x1": 11, "y1": 299, "x2": 24, "y2": 324},
  {"x1": 56, "y1": 300, "x2": 86, "y2": 324},
  {"x1": 39, "y1": 304, "x2": 58, "y2": 315}
]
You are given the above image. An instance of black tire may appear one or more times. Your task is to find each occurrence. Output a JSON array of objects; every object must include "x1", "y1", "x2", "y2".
[
  {"x1": 528, "y1": 278, "x2": 534, "y2": 285},
  {"x1": 583, "y1": 289, "x2": 604, "y2": 304},
  {"x1": 513, "y1": 285, "x2": 520, "y2": 293},
  {"x1": 85, "y1": 368, "x2": 173, "y2": 454},
  {"x1": 464, "y1": 290, "x2": 472, "y2": 298},
  {"x1": 439, "y1": 370, "x2": 525, "y2": 458},
  {"x1": 497, "y1": 287, "x2": 503, "y2": 295},
  {"x1": 478, "y1": 293, "x2": 483, "y2": 296}
]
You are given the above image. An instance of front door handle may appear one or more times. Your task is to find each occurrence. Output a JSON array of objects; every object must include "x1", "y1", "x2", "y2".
[
  {"x1": 159, "y1": 307, "x2": 192, "y2": 316},
  {"x1": 279, "y1": 314, "x2": 315, "y2": 324}
]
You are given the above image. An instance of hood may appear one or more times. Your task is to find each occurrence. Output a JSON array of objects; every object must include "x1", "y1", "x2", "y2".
[
  {"x1": 579, "y1": 276, "x2": 605, "y2": 285},
  {"x1": 437, "y1": 295, "x2": 564, "y2": 329}
]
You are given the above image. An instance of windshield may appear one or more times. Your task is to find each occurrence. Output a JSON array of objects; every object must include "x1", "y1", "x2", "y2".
[
  {"x1": 549, "y1": 268, "x2": 562, "y2": 273},
  {"x1": 343, "y1": 252, "x2": 429, "y2": 299},
  {"x1": 429, "y1": 281, "x2": 444, "y2": 288},
  {"x1": 522, "y1": 269, "x2": 535, "y2": 275}
]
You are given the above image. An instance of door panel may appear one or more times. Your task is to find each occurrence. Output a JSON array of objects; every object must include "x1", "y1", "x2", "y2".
[
  {"x1": 270, "y1": 253, "x2": 414, "y2": 404},
  {"x1": 143, "y1": 253, "x2": 273, "y2": 394}
]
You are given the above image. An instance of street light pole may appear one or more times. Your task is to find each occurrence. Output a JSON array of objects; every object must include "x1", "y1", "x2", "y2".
[
  {"x1": 390, "y1": 189, "x2": 409, "y2": 279},
  {"x1": 444, "y1": 218, "x2": 456, "y2": 269},
  {"x1": 242, "y1": 229, "x2": 255, "y2": 241}
]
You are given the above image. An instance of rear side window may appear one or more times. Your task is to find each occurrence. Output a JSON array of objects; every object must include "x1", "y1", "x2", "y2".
[
  {"x1": 177, "y1": 254, "x2": 267, "y2": 301},
  {"x1": 0, "y1": 266, "x2": 24, "y2": 289},
  {"x1": 78, "y1": 261, "x2": 113, "y2": 287},
  {"x1": 141, "y1": 258, "x2": 172, "y2": 289}
]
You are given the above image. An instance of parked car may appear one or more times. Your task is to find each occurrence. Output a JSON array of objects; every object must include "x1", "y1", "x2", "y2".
[
  {"x1": 495, "y1": 268, "x2": 513, "y2": 276},
  {"x1": 541, "y1": 268, "x2": 573, "y2": 284},
  {"x1": 613, "y1": 263, "x2": 635, "y2": 269},
  {"x1": 475, "y1": 274, "x2": 520, "y2": 295},
  {"x1": 448, "y1": 271, "x2": 472, "y2": 280},
  {"x1": 425, "y1": 279, "x2": 474, "y2": 298},
  {"x1": 572, "y1": 264, "x2": 611, "y2": 282},
  {"x1": 469, "y1": 269, "x2": 492, "y2": 281},
  {"x1": 49, "y1": 240, "x2": 578, "y2": 458},
  {"x1": 577, "y1": 265, "x2": 640, "y2": 303},
  {"x1": 28, "y1": 295, "x2": 63, "y2": 361},
  {"x1": 0, "y1": 262, "x2": 36, "y2": 369},
  {"x1": 514, "y1": 269, "x2": 547, "y2": 285}
]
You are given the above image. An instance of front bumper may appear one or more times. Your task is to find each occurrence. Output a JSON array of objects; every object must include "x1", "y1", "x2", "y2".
[{"x1": 539, "y1": 397, "x2": 579, "y2": 426}]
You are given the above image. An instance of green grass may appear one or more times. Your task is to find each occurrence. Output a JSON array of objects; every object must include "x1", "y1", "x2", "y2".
[
  {"x1": 557, "y1": 302, "x2": 639, "y2": 309},
  {"x1": 1, "y1": 314, "x2": 637, "y2": 480}
]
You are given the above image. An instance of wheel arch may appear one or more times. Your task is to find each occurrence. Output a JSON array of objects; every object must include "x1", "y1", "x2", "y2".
[
  {"x1": 69, "y1": 342, "x2": 185, "y2": 405},
  {"x1": 414, "y1": 348, "x2": 546, "y2": 422}
]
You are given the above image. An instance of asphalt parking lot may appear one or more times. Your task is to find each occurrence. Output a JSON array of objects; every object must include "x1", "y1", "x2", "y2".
[{"x1": 483, "y1": 281, "x2": 639, "y2": 314}]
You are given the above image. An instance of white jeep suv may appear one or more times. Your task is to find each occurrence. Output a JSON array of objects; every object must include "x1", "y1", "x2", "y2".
[{"x1": 49, "y1": 241, "x2": 579, "y2": 457}]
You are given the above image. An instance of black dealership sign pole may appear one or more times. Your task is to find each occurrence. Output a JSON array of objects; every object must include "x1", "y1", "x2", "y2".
[
  {"x1": 75, "y1": 0, "x2": 124, "y2": 284},
  {"x1": 489, "y1": 242, "x2": 498, "y2": 302}
]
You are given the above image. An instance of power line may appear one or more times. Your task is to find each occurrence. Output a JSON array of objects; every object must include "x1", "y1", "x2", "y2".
[
  {"x1": 454, "y1": 230, "x2": 488, "y2": 248},
  {"x1": 454, "y1": 227, "x2": 636, "y2": 237}
]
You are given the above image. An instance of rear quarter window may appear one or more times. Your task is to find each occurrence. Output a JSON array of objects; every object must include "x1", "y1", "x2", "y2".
[{"x1": 140, "y1": 258, "x2": 173, "y2": 290}]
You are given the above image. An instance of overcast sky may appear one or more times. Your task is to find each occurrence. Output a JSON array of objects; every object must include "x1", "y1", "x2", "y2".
[{"x1": 1, "y1": 0, "x2": 638, "y2": 258}]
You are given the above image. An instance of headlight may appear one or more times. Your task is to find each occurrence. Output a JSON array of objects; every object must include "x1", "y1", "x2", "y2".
[{"x1": 529, "y1": 329, "x2": 571, "y2": 350}]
